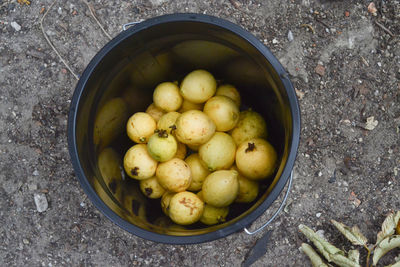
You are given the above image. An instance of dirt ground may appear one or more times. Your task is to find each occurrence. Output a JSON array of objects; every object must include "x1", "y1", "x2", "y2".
[{"x1": 1, "y1": 0, "x2": 399, "y2": 266}]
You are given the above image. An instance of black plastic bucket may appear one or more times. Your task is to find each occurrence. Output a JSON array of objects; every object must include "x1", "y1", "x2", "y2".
[{"x1": 67, "y1": 13, "x2": 300, "y2": 244}]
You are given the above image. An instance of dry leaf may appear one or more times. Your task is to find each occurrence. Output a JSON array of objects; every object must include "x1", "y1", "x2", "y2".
[
  {"x1": 348, "y1": 250, "x2": 360, "y2": 264},
  {"x1": 17, "y1": 0, "x2": 31, "y2": 5},
  {"x1": 376, "y1": 211, "x2": 400, "y2": 245},
  {"x1": 373, "y1": 235, "x2": 400, "y2": 266},
  {"x1": 331, "y1": 220, "x2": 368, "y2": 246},
  {"x1": 352, "y1": 198, "x2": 361, "y2": 207},
  {"x1": 331, "y1": 254, "x2": 361, "y2": 267},
  {"x1": 295, "y1": 88, "x2": 305, "y2": 100},
  {"x1": 368, "y1": 2, "x2": 377, "y2": 16},
  {"x1": 299, "y1": 224, "x2": 344, "y2": 262},
  {"x1": 397, "y1": 219, "x2": 400, "y2": 235},
  {"x1": 364, "y1": 116, "x2": 378, "y2": 130},
  {"x1": 301, "y1": 243, "x2": 329, "y2": 267}
]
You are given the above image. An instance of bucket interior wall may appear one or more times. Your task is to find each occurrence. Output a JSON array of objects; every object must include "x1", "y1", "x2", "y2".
[{"x1": 74, "y1": 20, "x2": 293, "y2": 236}]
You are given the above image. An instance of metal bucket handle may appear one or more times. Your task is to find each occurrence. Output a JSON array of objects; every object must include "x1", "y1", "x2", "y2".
[{"x1": 244, "y1": 171, "x2": 293, "y2": 235}]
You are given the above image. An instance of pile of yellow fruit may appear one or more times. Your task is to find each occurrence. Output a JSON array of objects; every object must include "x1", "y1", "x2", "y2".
[{"x1": 123, "y1": 69, "x2": 277, "y2": 226}]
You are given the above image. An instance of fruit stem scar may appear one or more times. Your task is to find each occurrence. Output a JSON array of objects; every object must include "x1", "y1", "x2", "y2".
[
  {"x1": 245, "y1": 142, "x2": 256, "y2": 153},
  {"x1": 131, "y1": 167, "x2": 139, "y2": 176},
  {"x1": 145, "y1": 187, "x2": 153, "y2": 196},
  {"x1": 157, "y1": 129, "x2": 168, "y2": 138},
  {"x1": 169, "y1": 124, "x2": 177, "y2": 134}
]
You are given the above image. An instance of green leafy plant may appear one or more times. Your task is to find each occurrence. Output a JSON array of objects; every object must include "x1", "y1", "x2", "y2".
[{"x1": 299, "y1": 211, "x2": 400, "y2": 267}]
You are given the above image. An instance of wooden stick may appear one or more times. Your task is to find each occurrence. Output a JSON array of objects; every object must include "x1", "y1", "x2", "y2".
[
  {"x1": 375, "y1": 21, "x2": 395, "y2": 37},
  {"x1": 40, "y1": 0, "x2": 79, "y2": 80},
  {"x1": 82, "y1": 0, "x2": 112, "y2": 40}
]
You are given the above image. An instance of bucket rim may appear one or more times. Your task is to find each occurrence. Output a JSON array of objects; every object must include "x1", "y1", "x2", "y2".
[{"x1": 67, "y1": 13, "x2": 301, "y2": 244}]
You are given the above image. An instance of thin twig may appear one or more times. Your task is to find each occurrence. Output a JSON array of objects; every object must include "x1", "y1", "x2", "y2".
[
  {"x1": 82, "y1": 0, "x2": 112, "y2": 40},
  {"x1": 40, "y1": 0, "x2": 79, "y2": 80},
  {"x1": 315, "y1": 18, "x2": 331, "y2": 29},
  {"x1": 360, "y1": 56, "x2": 369, "y2": 67},
  {"x1": 374, "y1": 21, "x2": 395, "y2": 37},
  {"x1": 228, "y1": 0, "x2": 242, "y2": 9},
  {"x1": 301, "y1": 23, "x2": 315, "y2": 34}
]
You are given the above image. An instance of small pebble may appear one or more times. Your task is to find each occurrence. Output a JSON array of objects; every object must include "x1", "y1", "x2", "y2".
[
  {"x1": 34, "y1": 193, "x2": 48, "y2": 213},
  {"x1": 272, "y1": 38, "x2": 279, "y2": 44},
  {"x1": 318, "y1": 171, "x2": 322, "y2": 177},
  {"x1": 316, "y1": 212, "x2": 322, "y2": 218},
  {"x1": 46, "y1": 30, "x2": 56, "y2": 36},
  {"x1": 23, "y1": 239, "x2": 29, "y2": 245},
  {"x1": 149, "y1": 0, "x2": 169, "y2": 6},
  {"x1": 58, "y1": 7, "x2": 62, "y2": 15},
  {"x1": 316, "y1": 229, "x2": 325, "y2": 238},
  {"x1": 33, "y1": 170, "x2": 39, "y2": 176},
  {"x1": 315, "y1": 64, "x2": 326, "y2": 76},
  {"x1": 287, "y1": 30, "x2": 294, "y2": 42},
  {"x1": 28, "y1": 183, "x2": 38, "y2": 191},
  {"x1": 11, "y1": 21, "x2": 21, "y2": 31}
]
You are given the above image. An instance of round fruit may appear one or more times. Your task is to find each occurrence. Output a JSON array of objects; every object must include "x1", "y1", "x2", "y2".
[
  {"x1": 175, "y1": 110, "x2": 216, "y2": 146},
  {"x1": 126, "y1": 112, "x2": 157, "y2": 143},
  {"x1": 203, "y1": 95, "x2": 240, "y2": 132},
  {"x1": 179, "y1": 99, "x2": 204, "y2": 112},
  {"x1": 147, "y1": 131, "x2": 177, "y2": 162},
  {"x1": 140, "y1": 176, "x2": 165, "y2": 199},
  {"x1": 146, "y1": 103, "x2": 165, "y2": 122},
  {"x1": 124, "y1": 144, "x2": 158, "y2": 180},
  {"x1": 200, "y1": 204, "x2": 229, "y2": 225},
  {"x1": 199, "y1": 132, "x2": 236, "y2": 171},
  {"x1": 161, "y1": 192, "x2": 175, "y2": 215},
  {"x1": 215, "y1": 84, "x2": 241, "y2": 107},
  {"x1": 180, "y1": 70, "x2": 217, "y2": 104},
  {"x1": 230, "y1": 110, "x2": 268, "y2": 146},
  {"x1": 153, "y1": 82, "x2": 183, "y2": 112},
  {"x1": 157, "y1": 112, "x2": 180, "y2": 134},
  {"x1": 231, "y1": 166, "x2": 259, "y2": 203},
  {"x1": 236, "y1": 138, "x2": 277, "y2": 180},
  {"x1": 202, "y1": 170, "x2": 239, "y2": 207},
  {"x1": 169, "y1": 191, "x2": 204, "y2": 225},
  {"x1": 185, "y1": 154, "x2": 210, "y2": 191},
  {"x1": 156, "y1": 158, "x2": 192, "y2": 192},
  {"x1": 174, "y1": 142, "x2": 187, "y2": 160}
]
